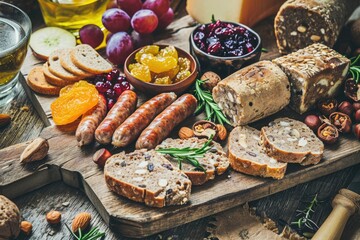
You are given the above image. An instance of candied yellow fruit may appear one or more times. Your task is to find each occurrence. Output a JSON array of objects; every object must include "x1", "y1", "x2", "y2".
[
  {"x1": 135, "y1": 45, "x2": 159, "y2": 62},
  {"x1": 129, "y1": 63, "x2": 152, "y2": 82}
]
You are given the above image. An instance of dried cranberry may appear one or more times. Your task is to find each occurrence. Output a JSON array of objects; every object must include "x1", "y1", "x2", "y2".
[
  {"x1": 113, "y1": 83, "x2": 122, "y2": 96},
  {"x1": 121, "y1": 81, "x2": 130, "y2": 90},
  {"x1": 233, "y1": 26, "x2": 246, "y2": 35},
  {"x1": 107, "y1": 98, "x2": 115, "y2": 109},
  {"x1": 95, "y1": 82, "x2": 107, "y2": 93},
  {"x1": 207, "y1": 42, "x2": 222, "y2": 54},
  {"x1": 193, "y1": 31, "x2": 205, "y2": 43},
  {"x1": 104, "y1": 81, "x2": 112, "y2": 89},
  {"x1": 106, "y1": 89, "x2": 116, "y2": 99}
]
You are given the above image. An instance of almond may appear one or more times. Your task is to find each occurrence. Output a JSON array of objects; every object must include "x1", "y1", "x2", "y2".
[
  {"x1": 72, "y1": 212, "x2": 91, "y2": 233},
  {"x1": 20, "y1": 221, "x2": 32, "y2": 235},
  {"x1": 46, "y1": 210, "x2": 61, "y2": 224},
  {"x1": 0, "y1": 113, "x2": 11, "y2": 128},
  {"x1": 20, "y1": 137, "x2": 49, "y2": 164},
  {"x1": 216, "y1": 124, "x2": 227, "y2": 141},
  {"x1": 178, "y1": 127, "x2": 194, "y2": 139}
]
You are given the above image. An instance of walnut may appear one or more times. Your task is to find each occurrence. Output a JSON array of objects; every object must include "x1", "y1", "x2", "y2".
[{"x1": 0, "y1": 195, "x2": 21, "y2": 239}]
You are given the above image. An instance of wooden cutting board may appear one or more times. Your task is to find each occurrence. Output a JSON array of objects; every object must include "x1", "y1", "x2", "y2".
[{"x1": 1, "y1": 15, "x2": 360, "y2": 238}]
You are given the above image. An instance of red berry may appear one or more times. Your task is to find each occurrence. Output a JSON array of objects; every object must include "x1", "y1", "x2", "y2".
[
  {"x1": 113, "y1": 83, "x2": 123, "y2": 96},
  {"x1": 95, "y1": 82, "x2": 107, "y2": 93},
  {"x1": 107, "y1": 99, "x2": 115, "y2": 109}
]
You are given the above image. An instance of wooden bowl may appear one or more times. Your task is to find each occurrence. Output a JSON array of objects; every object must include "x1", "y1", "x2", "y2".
[{"x1": 124, "y1": 45, "x2": 198, "y2": 95}]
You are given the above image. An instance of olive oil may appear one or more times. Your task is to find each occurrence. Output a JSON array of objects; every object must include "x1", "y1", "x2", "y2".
[
  {"x1": 0, "y1": 17, "x2": 27, "y2": 86},
  {"x1": 38, "y1": 0, "x2": 109, "y2": 33}
]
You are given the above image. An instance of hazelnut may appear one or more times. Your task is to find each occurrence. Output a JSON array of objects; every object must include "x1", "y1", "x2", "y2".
[
  {"x1": 93, "y1": 148, "x2": 112, "y2": 168},
  {"x1": 20, "y1": 221, "x2": 32, "y2": 236},
  {"x1": 329, "y1": 112, "x2": 352, "y2": 133},
  {"x1": 200, "y1": 71, "x2": 221, "y2": 91},
  {"x1": 317, "y1": 123, "x2": 339, "y2": 144},
  {"x1": 317, "y1": 98, "x2": 338, "y2": 116},
  {"x1": 344, "y1": 78, "x2": 360, "y2": 102},
  {"x1": 354, "y1": 124, "x2": 360, "y2": 140},
  {"x1": 338, "y1": 101, "x2": 354, "y2": 116},
  {"x1": 178, "y1": 127, "x2": 194, "y2": 139},
  {"x1": 72, "y1": 212, "x2": 91, "y2": 233},
  {"x1": 304, "y1": 115, "x2": 321, "y2": 131},
  {"x1": 355, "y1": 109, "x2": 360, "y2": 123},
  {"x1": 46, "y1": 210, "x2": 61, "y2": 224},
  {"x1": 216, "y1": 124, "x2": 227, "y2": 140},
  {"x1": 353, "y1": 102, "x2": 360, "y2": 111}
]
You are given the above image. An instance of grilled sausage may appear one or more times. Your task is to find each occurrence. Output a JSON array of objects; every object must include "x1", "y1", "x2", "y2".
[
  {"x1": 112, "y1": 92, "x2": 177, "y2": 147},
  {"x1": 135, "y1": 94, "x2": 197, "y2": 150},
  {"x1": 95, "y1": 90, "x2": 137, "y2": 144},
  {"x1": 75, "y1": 95, "x2": 107, "y2": 146}
]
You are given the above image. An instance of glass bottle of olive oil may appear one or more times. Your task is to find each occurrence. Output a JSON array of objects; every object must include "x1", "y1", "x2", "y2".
[{"x1": 37, "y1": 0, "x2": 109, "y2": 33}]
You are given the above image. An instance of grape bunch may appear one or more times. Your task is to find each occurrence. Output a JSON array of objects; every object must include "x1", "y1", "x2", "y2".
[
  {"x1": 92, "y1": 69, "x2": 130, "y2": 109},
  {"x1": 79, "y1": 0, "x2": 174, "y2": 66}
]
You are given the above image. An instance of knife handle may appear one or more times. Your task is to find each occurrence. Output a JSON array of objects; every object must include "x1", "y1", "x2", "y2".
[{"x1": 312, "y1": 189, "x2": 360, "y2": 240}]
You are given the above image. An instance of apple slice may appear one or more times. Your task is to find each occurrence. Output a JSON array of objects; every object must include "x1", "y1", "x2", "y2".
[{"x1": 29, "y1": 27, "x2": 76, "y2": 60}]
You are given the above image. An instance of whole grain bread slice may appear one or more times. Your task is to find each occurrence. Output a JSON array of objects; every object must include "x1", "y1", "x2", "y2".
[
  {"x1": 26, "y1": 66, "x2": 60, "y2": 95},
  {"x1": 104, "y1": 149, "x2": 192, "y2": 208},
  {"x1": 260, "y1": 118, "x2": 324, "y2": 165},
  {"x1": 156, "y1": 137, "x2": 229, "y2": 185},
  {"x1": 228, "y1": 126, "x2": 287, "y2": 179},
  {"x1": 59, "y1": 48, "x2": 94, "y2": 78},
  {"x1": 48, "y1": 49, "x2": 83, "y2": 82},
  {"x1": 70, "y1": 44, "x2": 112, "y2": 74},
  {"x1": 43, "y1": 62, "x2": 72, "y2": 87}
]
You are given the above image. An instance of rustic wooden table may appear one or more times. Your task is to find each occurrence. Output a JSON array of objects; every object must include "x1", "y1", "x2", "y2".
[{"x1": 1, "y1": 1, "x2": 360, "y2": 239}]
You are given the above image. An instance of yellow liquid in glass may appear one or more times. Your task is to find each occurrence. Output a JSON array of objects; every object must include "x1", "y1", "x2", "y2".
[{"x1": 38, "y1": 0, "x2": 109, "y2": 33}]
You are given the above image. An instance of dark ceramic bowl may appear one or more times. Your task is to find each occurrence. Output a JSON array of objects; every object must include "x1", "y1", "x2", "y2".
[
  {"x1": 124, "y1": 45, "x2": 198, "y2": 95},
  {"x1": 189, "y1": 22, "x2": 262, "y2": 77}
]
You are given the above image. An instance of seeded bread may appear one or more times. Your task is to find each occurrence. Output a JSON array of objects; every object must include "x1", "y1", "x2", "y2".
[
  {"x1": 26, "y1": 66, "x2": 60, "y2": 95},
  {"x1": 212, "y1": 60, "x2": 290, "y2": 126},
  {"x1": 260, "y1": 118, "x2": 324, "y2": 165},
  {"x1": 272, "y1": 43, "x2": 350, "y2": 114},
  {"x1": 70, "y1": 44, "x2": 112, "y2": 74},
  {"x1": 59, "y1": 48, "x2": 94, "y2": 78},
  {"x1": 156, "y1": 137, "x2": 229, "y2": 185},
  {"x1": 48, "y1": 49, "x2": 83, "y2": 82},
  {"x1": 228, "y1": 126, "x2": 287, "y2": 180},
  {"x1": 43, "y1": 62, "x2": 72, "y2": 87},
  {"x1": 104, "y1": 149, "x2": 192, "y2": 208}
]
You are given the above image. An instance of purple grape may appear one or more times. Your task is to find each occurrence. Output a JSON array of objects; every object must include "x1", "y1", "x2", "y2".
[
  {"x1": 79, "y1": 24, "x2": 104, "y2": 48},
  {"x1": 131, "y1": 9, "x2": 158, "y2": 34},
  {"x1": 142, "y1": 0, "x2": 169, "y2": 17},
  {"x1": 117, "y1": 0, "x2": 142, "y2": 17},
  {"x1": 130, "y1": 31, "x2": 154, "y2": 48},
  {"x1": 106, "y1": 31, "x2": 134, "y2": 65},
  {"x1": 106, "y1": 33, "x2": 113, "y2": 43},
  {"x1": 102, "y1": 8, "x2": 131, "y2": 33},
  {"x1": 157, "y1": 7, "x2": 174, "y2": 30}
]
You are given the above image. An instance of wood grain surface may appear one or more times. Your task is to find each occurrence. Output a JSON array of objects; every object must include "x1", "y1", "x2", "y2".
[{"x1": 1, "y1": 1, "x2": 360, "y2": 239}]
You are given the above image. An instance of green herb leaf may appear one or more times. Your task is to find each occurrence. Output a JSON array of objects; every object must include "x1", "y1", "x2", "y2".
[
  {"x1": 291, "y1": 194, "x2": 320, "y2": 234},
  {"x1": 193, "y1": 79, "x2": 231, "y2": 125},
  {"x1": 211, "y1": 14, "x2": 216, "y2": 23},
  {"x1": 156, "y1": 135, "x2": 215, "y2": 174},
  {"x1": 349, "y1": 55, "x2": 360, "y2": 84},
  {"x1": 261, "y1": 48, "x2": 268, "y2": 53},
  {"x1": 65, "y1": 223, "x2": 105, "y2": 240}
]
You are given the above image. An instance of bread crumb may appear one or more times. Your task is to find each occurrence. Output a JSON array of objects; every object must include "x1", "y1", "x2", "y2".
[{"x1": 21, "y1": 106, "x2": 29, "y2": 111}]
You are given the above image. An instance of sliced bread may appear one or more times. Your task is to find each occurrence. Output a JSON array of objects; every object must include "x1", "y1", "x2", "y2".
[
  {"x1": 43, "y1": 62, "x2": 72, "y2": 87},
  {"x1": 228, "y1": 126, "x2": 287, "y2": 179},
  {"x1": 48, "y1": 49, "x2": 83, "y2": 82},
  {"x1": 156, "y1": 137, "x2": 229, "y2": 185},
  {"x1": 260, "y1": 118, "x2": 324, "y2": 165},
  {"x1": 104, "y1": 149, "x2": 192, "y2": 208},
  {"x1": 26, "y1": 66, "x2": 60, "y2": 95},
  {"x1": 70, "y1": 44, "x2": 112, "y2": 74},
  {"x1": 59, "y1": 48, "x2": 94, "y2": 78}
]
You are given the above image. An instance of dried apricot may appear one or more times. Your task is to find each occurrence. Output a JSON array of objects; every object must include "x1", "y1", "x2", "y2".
[
  {"x1": 135, "y1": 45, "x2": 159, "y2": 62},
  {"x1": 51, "y1": 83, "x2": 99, "y2": 125},
  {"x1": 59, "y1": 81, "x2": 91, "y2": 96}
]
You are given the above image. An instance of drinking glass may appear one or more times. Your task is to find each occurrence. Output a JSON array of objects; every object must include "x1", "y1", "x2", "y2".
[{"x1": 0, "y1": 1, "x2": 32, "y2": 105}]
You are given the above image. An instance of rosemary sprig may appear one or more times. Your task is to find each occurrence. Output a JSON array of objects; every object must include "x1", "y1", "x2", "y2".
[
  {"x1": 156, "y1": 135, "x2": 214, "y2": 173},
  {"x1": 349, "y1": 54, "x2": 360, "y2": 84},
  {"x1": 65, "y1": 223, "x2": 105, "y2": 240},
  {"x1": 193, "y1": 79, "x2": 231, "y2": 125},
  {"x1": 291, "y1": 194, "x2": 320, "y2": 233}
]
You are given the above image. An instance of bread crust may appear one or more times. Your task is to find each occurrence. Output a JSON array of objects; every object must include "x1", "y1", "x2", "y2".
[{"x1": 26, "y1": 66, "x2": 60, "y2": 95}]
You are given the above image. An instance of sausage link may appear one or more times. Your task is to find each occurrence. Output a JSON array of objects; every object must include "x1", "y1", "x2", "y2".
[
  {"x1": 75, "y1": 95, "x2": 107, "y2": 146},
  {"x1": 135, "y1": 94, "x2": 197, "y2": 149},
  {"x1": 95, "y1": 90, "x2": 137, "y2": 144},
  {"x1": 112, "y1": 92, "x2": 177, "y2": 147}
]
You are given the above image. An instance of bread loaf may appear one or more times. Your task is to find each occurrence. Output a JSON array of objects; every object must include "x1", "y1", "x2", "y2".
[
  {"x1": 228, "y1": 126, "x2": 287, "y2": 179},
  {"x1": 273, "y1": 43, "x2": 350, "y2": 114},
  {"x1": 212, "y1": 60, "x2": 290, "y2": 126},
  {"x1": 104, "y1": 149, "x2": 191, "y2": 208},
  {"x1": 157, "y1": 137, "x2": 229, "y2": 185},
  {"x1": 274, "y1": 0, "x2": 360, "y2": 54},
  {"x1": 260, "y1": 118, "x2": 324, "y2": 166}
]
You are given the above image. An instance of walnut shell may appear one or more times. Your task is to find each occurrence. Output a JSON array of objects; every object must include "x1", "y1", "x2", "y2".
[
  {"x1": 216, "y1": 124, "x2": 227, "y2": 140},
  {"x1": 0, "y1": 195, "x2": 21, "y2": 239}
]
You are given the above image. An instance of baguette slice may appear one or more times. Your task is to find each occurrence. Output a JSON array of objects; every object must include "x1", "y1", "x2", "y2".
[
  {"x1": 43, "y1": 62, "x2": 72, "y2": 87},
  {"x1": 59, "y1": 48, "x2": 94, "y2": 78},
  {"x1": 48, "y1": 49, "x2": 83, "y2": 82},
  {"x1": 26, "y1": 66, "x2": 60, "y2": 95},
  {"x1": 104, "y1": 149, "x2": 191, "y2": 208},
  {"x1": 70, "y1": 44, "x2": 112, "y2": 74},
  {"x1": 260, "y1": 118, "x2": 324, "y2": 165},
  {"x1": 156, "y1": 137, "x2": 229, "y2": 185},
  {"x1": 229, "y1": 126, "x2": 287, "y2": 180}
]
